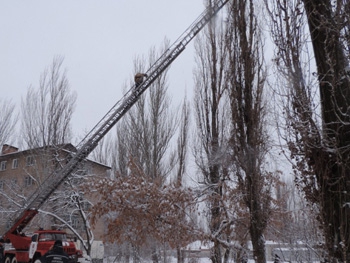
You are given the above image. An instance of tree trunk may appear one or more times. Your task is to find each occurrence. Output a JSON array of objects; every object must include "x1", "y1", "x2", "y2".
[
  {"x1": 250, "y1": 223, "x2": 266, "y2": 263},
  {"x1": 151, "y1": 247, "x2": 159, "y2": 263},
  {"x1": 176, "y1": 247, "x2": 184, "y2": 263},
  {"x1": 211, "y1": 240, "x2": 222, "y2": 263}
]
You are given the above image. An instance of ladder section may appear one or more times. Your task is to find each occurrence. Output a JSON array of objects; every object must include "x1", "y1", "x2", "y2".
[
  {"x1": 21, "y1": 0, "x2": 230, "y2": 216},
  {"x1": 76, "y1": 0, "x2": 229, "y2": 151}
]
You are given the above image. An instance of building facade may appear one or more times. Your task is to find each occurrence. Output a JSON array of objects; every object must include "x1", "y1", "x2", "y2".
[{"x1": 0, "y1": 144, "x2": 110, "y2": 241}]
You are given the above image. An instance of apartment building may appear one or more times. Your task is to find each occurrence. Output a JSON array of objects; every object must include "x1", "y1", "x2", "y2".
[{"x1": 0, "y1": 143, "x2": 111, "y2": 240}]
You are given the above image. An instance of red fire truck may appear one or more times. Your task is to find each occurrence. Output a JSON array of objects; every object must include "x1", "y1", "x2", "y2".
[{"x1": 1, "y1": 210, "x2": 82, "y2": 263}]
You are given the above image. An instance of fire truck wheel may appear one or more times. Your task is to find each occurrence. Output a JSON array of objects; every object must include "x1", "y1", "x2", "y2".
[
  {"x1": 11, "y1": 257, "x2": 17, "y2": 263},
  {"x1": 34, "y1": 259, "x2": 42, "y2": 263},
  {"x1": 4, "y1": 256, "x2": 11, "y2": 263}
]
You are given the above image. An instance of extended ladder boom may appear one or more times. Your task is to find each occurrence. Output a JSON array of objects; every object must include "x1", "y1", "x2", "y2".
[{"x1": 5, "y1": 0, "x2": 229, "y2": 235}]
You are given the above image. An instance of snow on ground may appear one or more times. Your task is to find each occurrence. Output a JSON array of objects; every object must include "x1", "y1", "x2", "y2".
[{"x1": 104, "y1": 256, "x2": 274, "y2": 263}]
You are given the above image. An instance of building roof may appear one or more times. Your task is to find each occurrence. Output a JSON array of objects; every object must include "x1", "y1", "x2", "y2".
[{"x1": 0, "y1": 143, "x2": 111, "y2": 170}]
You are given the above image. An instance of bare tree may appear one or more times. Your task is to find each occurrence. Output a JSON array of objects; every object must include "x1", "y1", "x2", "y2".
[
  {"x1": 126, "y1": 45, "x2": 177, "y2": 183},
  {"x1": 48, "y1": 165, "x2": 101, "y2": 258},
  {"x1": 18, "y1": 56, "x2": 77, "y2": 188},
  {"x1": 21, "y1": 56, "x2": 76, "y2": 148},
  {"x1": 225, "y1": 1, "x2": 273, "y2": 263},
  {"x1": 265, "y1": 0, "x2": 350, "y2": 261},
  {"x1": 193, "y1": 2, "x2": 231, "y2": 262},
  {"x1": 173, "y1": 98, "x2": 191, "y2": 263},
  {"x1": 0, "y1": 99, "x2": 18, "y2": 146}
]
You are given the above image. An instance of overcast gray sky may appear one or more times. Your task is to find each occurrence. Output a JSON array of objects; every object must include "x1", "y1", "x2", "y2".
[{"x1": 1, "y1": 1, "x2": 207, "y2": 143}]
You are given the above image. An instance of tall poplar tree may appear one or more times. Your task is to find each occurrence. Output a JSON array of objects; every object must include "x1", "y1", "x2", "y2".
[
  {"x1": 265, "y1": 0, "x2": 350, "y2": 261},
  {"x1": 226, "y1": 1, "x2": 272, "y2": 263},
  {"x1": 193, "y1": 2, "x2": 231, "y2": 262}
]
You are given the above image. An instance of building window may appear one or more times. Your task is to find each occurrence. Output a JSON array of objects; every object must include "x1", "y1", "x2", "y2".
[
  {"x1": 71, "y1": 216, "x2": 80, "y2": 229},
  {"x1": 0, "y1": 180, "x2": 4, "y2": 190},
  {"x1": 26, "y1": 156, "x2": 35, "y2": 166},
  {"x1": 12, "y1": 159, "x2": 18, "y2": 169},
  {"x1": 0, "y1": 161, "x2": 7, "y2": 171},
  {"x1": 11, "y1": 179, "x2": 17, "y2": 186},
  {"x1": 6, "y1": 220, "x2": 12, "y2": 229},
  {"x1": 82, "y1": 201, "x2": 91, "y2": 211},
  {"x1": 24, "y1": 176, "x2": 34, "y2": 187}
]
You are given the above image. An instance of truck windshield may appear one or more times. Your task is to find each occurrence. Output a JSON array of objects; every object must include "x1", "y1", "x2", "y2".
[{"x1": 38, "y1": 233, "x2": 67, "y2": 241}]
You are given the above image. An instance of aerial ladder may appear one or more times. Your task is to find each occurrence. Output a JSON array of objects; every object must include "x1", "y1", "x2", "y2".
[{"x1": 1, "y1": 0, "x2": 230, "y2": 262}]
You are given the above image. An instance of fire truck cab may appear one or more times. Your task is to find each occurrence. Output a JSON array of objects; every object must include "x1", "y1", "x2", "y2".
[{"x1": 3, "y1": 229, "x2": 82, "y2": 263}]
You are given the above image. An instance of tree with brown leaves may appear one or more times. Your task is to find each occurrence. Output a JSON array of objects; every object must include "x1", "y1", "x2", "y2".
[{"x1": 89, "y1": 161, "x2": 198, "y2": 257}]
